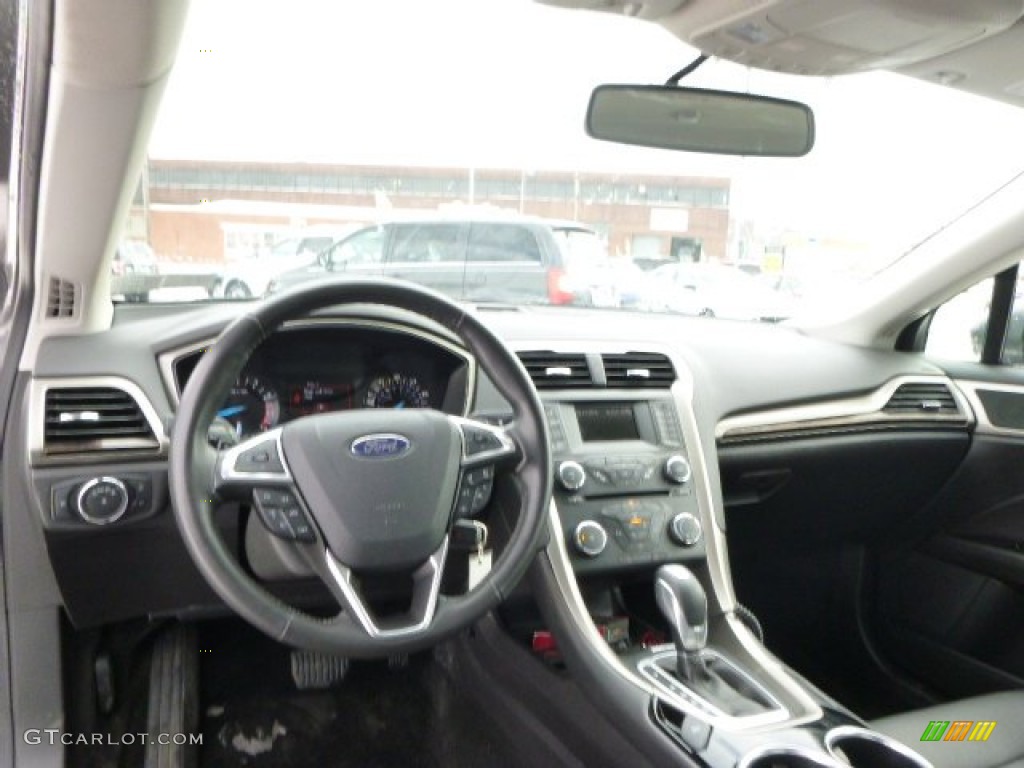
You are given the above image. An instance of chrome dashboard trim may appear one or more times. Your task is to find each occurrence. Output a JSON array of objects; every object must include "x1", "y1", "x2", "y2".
[
  {"x1": 28, "y1": 376, "x2": 169, "y2": 466},
  {"x1": 525, "y1": 339, "x2": 823, "y2": 732},
  {"x1": 638, "y1": 647, "x2": 789, "y2": 728},
  {"x1": 156, "y1": 318, "x2": 477, "y2": 417},
  {"x1": 715, "y1": 375, "x2": 973, "y2": 444}
]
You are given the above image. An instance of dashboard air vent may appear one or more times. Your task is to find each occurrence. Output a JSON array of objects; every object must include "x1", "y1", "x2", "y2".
[
  {"x1": 46, "y1": 277, "x2": 76, "y2": 319},
  {"x1": 883, "y1": 382, "x2": 959, "y2": 415},
  {"x1": 603, "y1": 352, "x2": 675, "y2": 389},
  {"x1": 44, "y1": 387, "x2": 158, "y2": 454},
  {"x1": 516, "y1": 351, "x2": 592, "y2": 389}
]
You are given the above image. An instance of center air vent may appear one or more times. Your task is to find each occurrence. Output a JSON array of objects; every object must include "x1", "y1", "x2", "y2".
[
  {"x1": 883, "y1": 382, "x2": 959, "y2": 415},
  {"x1": 44, "y1": 386, "x2": 159, "y2": 454},
  {"x1": 516, "y1": 351, "x2": 592, "y2": 390},
  {"x1": 603, "y1": 352, "x2": 675, "y2": 389}
]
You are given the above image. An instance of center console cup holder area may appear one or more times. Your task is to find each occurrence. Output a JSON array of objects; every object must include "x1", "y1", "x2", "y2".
[
  {"x1": 739, "y1": 747, "x2": 838, "y2": 767},
  {"x1": 739, "y1": 727, "x2": 933, "y2": 768},
  {"x1": 825, "y1": 726, "x2": 933, "y2": 768}
]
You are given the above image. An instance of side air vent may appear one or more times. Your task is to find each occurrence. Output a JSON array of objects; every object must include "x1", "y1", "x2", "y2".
[
  {"x1": 883, "y1": 382, "x2": 960, "y2": 415},
  {"x1": 516, "y1": 351, "x2": 592, "y2": 389},
  {"x1": 44, "y1": 387, "x2": 159, "y2": 454},
  {"x1": 46, "y1": 277, "x2": 76, "y2": 319},
  {"x1": 603, "y1": 352, "x2": 675, "y2": 389}
]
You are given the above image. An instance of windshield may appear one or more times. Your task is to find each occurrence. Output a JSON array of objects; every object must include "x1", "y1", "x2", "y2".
[{"x1": 119, "y1": 0, "x2": 1024, "y2": 320}]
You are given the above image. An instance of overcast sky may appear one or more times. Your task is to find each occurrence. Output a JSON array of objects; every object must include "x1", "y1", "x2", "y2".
[{"x1": 149, "y1": 0, "x2": 1024, "y2": 254}]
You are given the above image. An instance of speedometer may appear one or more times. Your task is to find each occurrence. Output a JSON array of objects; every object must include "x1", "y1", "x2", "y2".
[
  {"x1": 364, "y1": 373, "x2": 430, "y2": 409},
  {"x1": 217, "y1": 375, "x2": 281, "y2": 437}
]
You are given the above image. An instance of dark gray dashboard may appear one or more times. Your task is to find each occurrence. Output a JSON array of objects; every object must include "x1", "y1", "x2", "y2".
[{"x1": 18, "y1": 301, "x2": 956, "y2": 627}]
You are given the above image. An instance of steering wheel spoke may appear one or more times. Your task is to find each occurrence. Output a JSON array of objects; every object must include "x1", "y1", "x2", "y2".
[
  {"x1": 213, "y1": 428, "x2": 320, "y2": 544},
  {"x1": 450, "y1": 415, "x2": 518, "y2": 465},
  {"x1": 315, "y1": 537, "x2": 450, "y2": 639}
]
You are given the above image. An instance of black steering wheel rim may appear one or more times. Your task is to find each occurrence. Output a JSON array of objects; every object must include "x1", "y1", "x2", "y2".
[{"x1": 168, "y1": 277, "x2": 552, "y2": 655}]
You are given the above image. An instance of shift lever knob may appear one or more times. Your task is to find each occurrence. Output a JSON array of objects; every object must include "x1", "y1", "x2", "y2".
[{"x1": 654, "y1": 564, "x2": 708, "y2": 655}]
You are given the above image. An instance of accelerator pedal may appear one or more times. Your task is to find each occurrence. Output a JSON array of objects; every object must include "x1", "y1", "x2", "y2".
[{"x1": 290, "y1": 649, "x2": 349, "y2": 690}]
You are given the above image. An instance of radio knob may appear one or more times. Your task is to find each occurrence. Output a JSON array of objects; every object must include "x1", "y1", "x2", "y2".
[
  {"x1": 669, "y1": 512, "x2": 702, "y2": 547},
  {"x1": 573, "y1": 520, "x2": 608, "y2": 557},
  {"x1": 75, "y1": 477, "x2": 129, "y2": 525},
  {"x1": 664, "y1": 455, "x2": 692, "y2": 485},
  {"x1": 557, "y1": 460, "x2": 586, "y2": 492}
]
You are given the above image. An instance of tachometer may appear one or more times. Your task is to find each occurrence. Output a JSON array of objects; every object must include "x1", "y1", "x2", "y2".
[
  {"x1": 364, "y1": 373, "x2": 430, "y2": 409},
  {"x1": 217, "y1": 375, "x2": 281, "y2": 437}
]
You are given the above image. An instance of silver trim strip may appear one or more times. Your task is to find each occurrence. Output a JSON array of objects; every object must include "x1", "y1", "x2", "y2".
[
  {"x1": 324, "y1": 536, "x2": 449, "y2": 638},
  {"x1": 716, "y1": 375, "x2": 974, "y2": 443},
  {"x1": 638, "y1": 648, "x2": 789, "y2": 728},
  {"x1": 156, "y1": 318, "x2": 477, "y2": 417},
  {"x1": 957, "y1": 379, "x2": 1024, "y2": 437},
  {"x1": 522, "y1": 339, "x2": 823, "y2": 731},
  {"x1": 29, "y1": 377, "x2": 169, "y2": 466}
]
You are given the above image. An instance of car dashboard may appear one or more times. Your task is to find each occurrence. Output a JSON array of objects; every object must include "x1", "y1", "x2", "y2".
[{"x1": 13, "y1": 300, "x2": 978, "y2": 768}]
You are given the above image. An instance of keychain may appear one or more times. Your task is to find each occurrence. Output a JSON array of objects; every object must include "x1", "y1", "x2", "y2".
[{"x1": 467, "y1": 520, "x2": 493, "y2": 590}]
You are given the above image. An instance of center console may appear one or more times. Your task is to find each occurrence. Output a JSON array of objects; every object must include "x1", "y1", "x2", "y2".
[
  {"x1": 528, "y1": 346, "x2": 934, "y2": 768},
  {"x1": 544, "y1": 395, "x2": 705, "y2": 575}
]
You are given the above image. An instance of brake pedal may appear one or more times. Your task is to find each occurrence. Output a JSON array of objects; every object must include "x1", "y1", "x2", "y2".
[{"x1": 290, "y1": 649, "x2": 349, "y2": 690}]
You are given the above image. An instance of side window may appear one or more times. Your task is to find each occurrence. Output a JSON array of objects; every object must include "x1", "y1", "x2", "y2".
[
  {"x1": 390, "y1": 224, "x2": 462, "y2": 263},
  {"x1": 924, "y1": 267, "x2": 1022, "y2": 363},
  {"x1": 467, "y1": 224, "x2": 542, "y2": 263},
  {"x1": 328, "y1": 228, "x2": 384, "y2": 266}
]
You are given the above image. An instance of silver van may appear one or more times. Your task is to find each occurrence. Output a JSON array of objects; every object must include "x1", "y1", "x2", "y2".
[{"x1": 266, "y1": 216, "x2": 618, "y2": 306}]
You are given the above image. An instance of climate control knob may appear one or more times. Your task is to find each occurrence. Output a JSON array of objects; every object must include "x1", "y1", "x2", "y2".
[
  {"x1": 573, "y1": 520, "x2": 608, "y2": 557},
  {"x1": 75, "y1": 477, "x2": 129, "y2": 525},
  {"x1": 664, "y1": 454, "x2": 692, "y2": 485},
  {"x1": 557, "y1": 460, "x2": 586, "y2": 492},
  {"x1": 669, "y1": 512, "x2": 702, "y2": 547}
]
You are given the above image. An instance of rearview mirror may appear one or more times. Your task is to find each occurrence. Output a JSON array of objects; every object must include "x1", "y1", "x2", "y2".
[{"x1": 586, "y1": 85, "x2": 814, "y2": 157}]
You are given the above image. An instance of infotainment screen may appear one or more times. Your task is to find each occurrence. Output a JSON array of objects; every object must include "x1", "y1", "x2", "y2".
[{"x1": 575, "y1": 402, "x2": 640, "y2": 441}]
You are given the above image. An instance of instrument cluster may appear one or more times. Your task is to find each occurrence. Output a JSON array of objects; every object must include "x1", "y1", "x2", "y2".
[{"x1": 173, "y1": 324, "x2": 470, "y2": 439}]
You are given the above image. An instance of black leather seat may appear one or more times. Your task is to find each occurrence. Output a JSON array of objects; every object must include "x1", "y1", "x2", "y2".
[{"x1": 872, "y1": 690, "x2": 1024, "y2": 768}]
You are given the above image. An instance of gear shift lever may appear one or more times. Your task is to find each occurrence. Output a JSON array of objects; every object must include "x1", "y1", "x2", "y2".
[{"x1": 654, "y1": 564, "x2": 708, "y2": 682}]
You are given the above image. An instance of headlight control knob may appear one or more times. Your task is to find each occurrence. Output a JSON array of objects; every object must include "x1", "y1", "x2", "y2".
[
  {"x1": 573, "y1": 520, "x2": 608, "y2": 557},
  {"x1": 669, "y1": 512, "x2": 702, "y2": 547},
  {"x1": 75, "y1": 477, "x2": 129, "y2": 525},
  {"x1": 664, "y1": 454, "x2": 692, "y2": 485},
  {"x1": 558, "y1": 460, "x2": 586, "y2": 492}
]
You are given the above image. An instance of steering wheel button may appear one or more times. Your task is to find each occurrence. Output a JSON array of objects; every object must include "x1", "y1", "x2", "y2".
[
  {"x1": 236, "y1": 443, "x2": 285, "y2": 473},
  {"x1": 471, "y1": 485, "x2": 491, "y2": 512}
]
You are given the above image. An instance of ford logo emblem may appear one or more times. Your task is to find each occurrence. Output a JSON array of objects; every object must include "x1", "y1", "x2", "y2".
[{"x1": 350, "y1": 434, "x2": 411, "y2": 459}]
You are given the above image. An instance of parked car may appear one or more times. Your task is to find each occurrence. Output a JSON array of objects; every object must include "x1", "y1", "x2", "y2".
[
  {"x1": 111, "y1": 240, "x2": 158, "y2": 276},
  {"x1": 212, "y1": 229, "x2": 355, "y2": 299},
  {"x1": 267, "y1": 216, "x2": 619, "y2": 306},
  {"x1": 648, "y1": 262, "x2": 794, "y2": 321}
]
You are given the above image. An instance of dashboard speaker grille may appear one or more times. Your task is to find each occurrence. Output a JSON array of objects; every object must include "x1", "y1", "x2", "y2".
[
  {"x1": 516, "y1": 351, "x2": 593, "y2": 389},
  {"x1": 603, "y1": 352, "x2": 675, "y2": 388},
  {"x1": 883, "y1": 382, "x2": 959, "y2": 415},
  {"x1": 44, "y1": 386, "x2": 158, "y2": 454}
]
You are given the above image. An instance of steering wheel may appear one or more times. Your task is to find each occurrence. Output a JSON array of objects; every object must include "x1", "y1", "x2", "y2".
[{"x1": 168, "y1": 278, "x2": 552, "y2": 655}]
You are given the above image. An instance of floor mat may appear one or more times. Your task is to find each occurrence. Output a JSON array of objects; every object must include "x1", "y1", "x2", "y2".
[{"x1": 198, "y1": 620, "x2": 523, "y2": 768}]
